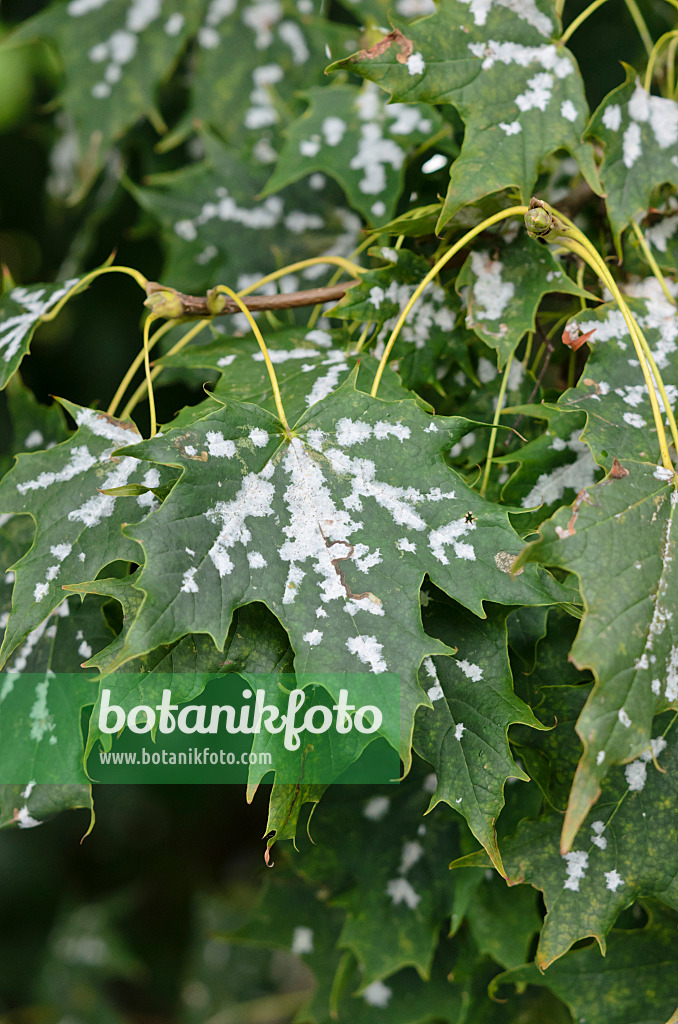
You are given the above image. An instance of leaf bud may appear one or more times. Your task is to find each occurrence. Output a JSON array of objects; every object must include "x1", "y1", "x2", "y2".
[
  {"x1": 206, "y1": 287, "x2": 229, "y2": 315},
  {"x1": 144, "y1": 282, "x2": 184, "y2": 319}
]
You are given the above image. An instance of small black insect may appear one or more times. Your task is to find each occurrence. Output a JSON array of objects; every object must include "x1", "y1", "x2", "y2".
[{"x1": 464, "y1": 511, "x2": 476, "y2": 524}]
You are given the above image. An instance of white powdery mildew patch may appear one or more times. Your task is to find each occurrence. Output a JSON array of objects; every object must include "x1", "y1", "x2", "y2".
[
  {"x1": 397, "y1": 537, "x2": 416, "y2": 552},
  {"x1": 457, "y1": 659, "x2": 483, "y2": 681},
  {"x1": 622, "y1": 122, "x2": 642, "y2": 169},
  {"x1": 423, "y1": 656, "x2": 444, "y2": 701},
  {"x1": 622, "y1": 412, "x2": 646, "y2": 429},
  {"x1": 407, "y1": 52, "x2": 425, "y2": 75},
  {"x1": 628, "y1": 80, "x2": 678, "y2": 148},
  {"x1": 350, "y1": 122, "x2": 405, "y2": 195},
  {"x1": 620, "y1": 81, "x2": 678, "y2": 168},
  {"x1": 386, "y1": 876, "x2": 421, "y2": 909},
  {"x1": 561, "y1": 99, "x2": 577, "y2": 122},
  {"x1": 137, "y1": 468, "x2": 161, "y2": 510},
  {"x1": 245, "y1": 62, "x2": 284, "y2": 130},
  {"x1": 322, "y1": 116, "x2": 346, "y2": 146},
  {"x1": 363, "y1": 794, "x2": 390, "y2": 820},
  {"x1": 499, "y1": 120, "x2": 522, "y2": 135},
  {"x1": 303, "y1": 629, "x2": 323, "y2": 646},
  {"x1": 291, "y1": 926, "x2": 314, "y2": 955},
  {"x1": 278, "y1": 19, "x2": 309, "y2": 63},
  {"x1": 4, "y1": 603, "x2": 69, "y2": 674},
  {"x1": 606, "y1": 103, "x2": 622, "y2": 133},
  {"x1": 249, "y1": 428, "x2": 269, "y2": 448},
  {"x1": 29, "y1": 679, "x2": 55, "y2": 743},
  {"x1": 174, "y1": 184, "x2": 285, "y2": 243},
  {"x1": 34, "y1": 542, "x2": 73, "y2": 602},
  {"x1": 602, "y1": 103, "x2": 622, "y2": 132},
  {"x1": 618, "y1": 708, "x2": 632, "y2": 728},
  {"x1": 207, "y1": 431, "x2": 236, "y2": 458},
  {"x1": 205, "y1": 473, "x2": 276, "y2": 578},
  {"x1": 347, "y1": 634, "x2": 387, "y2": 673},
  {"x1": 253, "y1": 347, "x2": 317, "y2": 364},
  {"x1": 455, "y1": 722, "x2": 465, "y2": 740},
  {"x1": 467, "y1": 40, "x2": 572, "y2": 78},
  {"x1": 86, "y1": 0, "x2": 163, "y2": 99},
  {"x1": 362, "y1": 980, "x2": 392, "y2": 1008},
  {"x1": 521, "y1": 430, "x2": 597, "y2": 508},
  {"x1": 605, "y1": 869, "x2": 624, "y2": 892},
  {"x1": 68, "y1": 456, "x2": 139, "y2": 528},
  {"x1": 646, "y1": 210, "x2": 678, "y2": 253},
  {"x1": 180, "y1": 567, "x2": 199, "y2": 594},
  {"x1": 1, "y1": 279, "x2": 79, "y2": 365},
  {"x1": 77, "y1": 403, "x2": 138, "y2": 444},
  {"x1": 16, "y1": 806, "x2": 42, "y2": 829},
  {"x1": 563, "y1": 849, "x2": 588, "y2": 891},
  {"x1": 428, "y1": 517, "x2": 476, "y2": 564},
  {"x1": 248, "y1": 551, "x2": 267, "y2": 569},
  {"x1": 399, "y1": 839, "x2": 424, "y2": 873},
  {"x1": 458, "y1": 0, "x2": 552, "y2": 35},
  {"x1": 279, "y1": 437, "x2": 363, "y2": 605},
  {"x1": 367, "y1": 275, "x2": 455, "y2": 354},
  {"x1": 516, "y1": 72, "x2": 555, "y2": 113},
  {"x1": 623, "y1": 278, "x2": 678, "y2": 370},
  {"x1": 590, "y1": 820, "x2": 607, "y2": 850},
  {"x1": 24, "y1": 430, "x2": 44, "y2": 449},
  {"x1": 470, "y1": 252, "x2": 515, "y2": 322},
  {"x1": 305, "y1": 351, "x2": 350, "y2": 407}
]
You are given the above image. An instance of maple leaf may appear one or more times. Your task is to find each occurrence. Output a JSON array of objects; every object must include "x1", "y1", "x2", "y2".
[{"x1": 108, "y1": 374, "x2": 568, "y2": 764}]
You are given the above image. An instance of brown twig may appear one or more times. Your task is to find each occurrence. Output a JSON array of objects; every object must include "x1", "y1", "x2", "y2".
[{"x1": 144, "y1": 280, "x2": 359, "y2": 318}]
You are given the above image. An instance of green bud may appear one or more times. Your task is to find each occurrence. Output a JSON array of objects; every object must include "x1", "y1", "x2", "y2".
[
  {"x1": 524, "y1": 205, "x2": 553, "y2": 238},
  {"x1": 206, "y1": 287, "x2": 229, "y2": 316},
  {"x1": 144, "y1": 282, "x2": 184, "y2": 319}
]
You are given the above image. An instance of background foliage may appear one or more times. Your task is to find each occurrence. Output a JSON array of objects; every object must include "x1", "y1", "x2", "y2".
[{"x1": 1, "y1": 0, "x2": 678, "y2": 1021}]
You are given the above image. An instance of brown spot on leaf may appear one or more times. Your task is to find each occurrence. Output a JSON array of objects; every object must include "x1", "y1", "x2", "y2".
[
  {"x1": 563, "y1": 324, "x2": 596, "y2": 351},
  {"x1": 610, "y1": 458, "x2": 629, "y2": 478},
  {"x1": 356, "y1": 28, "x2": 413, "y2": 64}
]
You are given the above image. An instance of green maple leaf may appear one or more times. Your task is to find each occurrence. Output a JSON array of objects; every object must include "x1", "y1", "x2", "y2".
[
  {"x1": 557, "y1": 290, "x2": 678, "y2": 471},
  {"x1": 494, "y1": 404, "x2": 598, "y2": 529},
  {"x1": 0, "y1": 378, "x2": 69, "y2": 480},
  {"x1": 0, "y1": 516, "x2": 109, "y2": 821},
  {"x1": 0, "y1": 402, "x2": 170, "y2": 667},
  {"x1": 328, "y1": 0, "x2": 600, "y2": 231},
  {"x1": 189, "y1": 1, "x2": 357, "y2": 148},
  {"x1": 0, "y1": 781, "x2": 91, "y2": 830},
  {"x1": 0, "y1": 274, "x2": 95, "y2": 391},
  {"x1": 464, "y1": 871, "x2": 541, "y2": 971},
  {"x1": 107, "y1": 375, "x2": 567, "y2": 770},
  {"x1": 456, "y1": 233, "x2": 591, "y2": 366},
  {"x1": 454, "y1": 715, "x2": 678, "y2": 970},
  {"x1": 519, "y1": 461, "x2": 678, "y2": 851},
  {"x1": 414, "y1": 598, "x2": 547, "y2": 874},
  {"x1": 588, "y1": 69, "x2": 678, "y2": 246},
  {"x1": 262, "y1": 82, "x2": 445, "y2": 225},
  {"x1": 494, "y1": 905, "x2": 678, "y2": 1024}
]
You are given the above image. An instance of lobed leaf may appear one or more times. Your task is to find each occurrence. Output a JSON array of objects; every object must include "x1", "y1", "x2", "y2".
[{"x1": 329, "y1": 0, "x2": 600, "y2": 231}]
